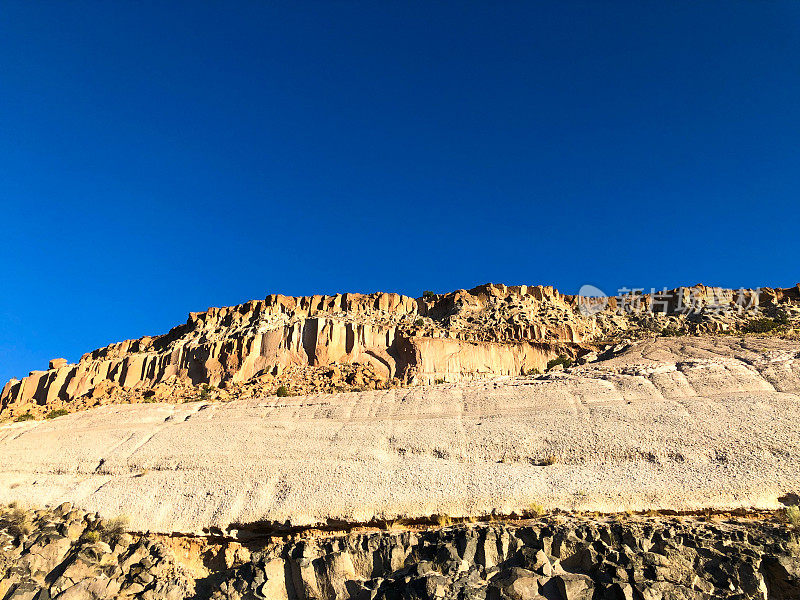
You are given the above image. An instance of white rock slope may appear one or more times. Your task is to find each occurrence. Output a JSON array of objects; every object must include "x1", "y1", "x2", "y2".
[{"x1": 0, "y1": 336, "x2": 798, "y2": 534}]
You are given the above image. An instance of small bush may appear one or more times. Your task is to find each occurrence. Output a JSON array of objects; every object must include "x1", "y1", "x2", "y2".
[
  {"x1": 525, "y1": 368, "x2": 541, "y2": 376},
  {"x1": 742, "y1": 318, "x2": 781, "y2": 334},
  {"x1": 785, "y1": 506, "x2": 800, "y2": 528},
  {"x1": 541, "y1": 454, "x2": 558, "y2": 466},
  {"x1": 529, "y1": 503, "x2": 546, "y2": 517},
  {"x1": 422, "y1": 290, "x2": 435, "y2": 300},
  {"x1": 142, "y1": 390, "x2": 156, "y2": 402},
  {"x1": 81, "y1": 530, "x2": 100, "y2": 543},
  {"x1": 46, "y1": 408, "x2": 69, "y2": 419},
  {"x1": 14, "y1": 413, "x2": 34, "y2": 422},
  {"x1": 774, "y1": 308, "x2": 791, "y2": 326},
  {"x1": 434, "y1": 378, "x2": 445, "y2": 385},
  {"x1": 101, "y1": 515, "x2": 129, "y2": 543},
  {"x1": 198, "y1": 384, "x2": 214, "y2": 401},
  {"x1": 546, "y1": 355, "x2": 573, "y2": 371},
  {"x1": 415, "y1": 318, "x2": 425, "y2": 327},
  {"x1": 7, "y1": 507, "x2": 33, "y2": 537},
  {"x1": 276, "y1": 385, "x2": 290, "y2": 398}
]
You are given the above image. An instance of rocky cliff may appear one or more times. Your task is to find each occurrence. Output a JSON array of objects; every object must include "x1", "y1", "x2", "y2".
[{"x1": 2, "y1": 283, "x2": 799, "y2": 418}]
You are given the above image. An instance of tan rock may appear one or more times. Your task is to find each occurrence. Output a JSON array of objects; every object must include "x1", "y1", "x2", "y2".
[
  {"x1": 49, "y1": 358, "x2": 68, "y2": 370},
  {"x1": 1, "y1": 284, "x2": 798, "y2": 414}
]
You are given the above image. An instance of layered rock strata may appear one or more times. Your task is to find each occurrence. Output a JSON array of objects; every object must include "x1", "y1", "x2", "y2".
[
  {"x1": 2, "y1": 283, "x2": 799, "y2": 417},
  {"x1": 1, "y1": 336, "x2": 798, "y2": 534}
]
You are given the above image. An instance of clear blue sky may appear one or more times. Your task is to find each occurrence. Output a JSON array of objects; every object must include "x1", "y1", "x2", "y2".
[{"x1": 1, "y1": 1, "x2": 799, "y2": 383}]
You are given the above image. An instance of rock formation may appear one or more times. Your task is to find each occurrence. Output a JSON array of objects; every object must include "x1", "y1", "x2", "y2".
[
  {"x1": 1, "y1": 335, "x2": 799, "y2": 534},
  {"x1": 2, "y1": 283, "x2": 799, "y2": 418},
  {"x1": 2, "y1": 283, "x2": 800, "y2": 599},
  {"x1": 2, "y1": 503, "x2": 800, "y2": 600}
]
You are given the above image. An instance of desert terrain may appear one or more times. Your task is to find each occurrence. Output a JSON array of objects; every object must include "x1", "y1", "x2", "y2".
[{"x1": 1, "y1": 284, "x2": 799, "y2": 599}]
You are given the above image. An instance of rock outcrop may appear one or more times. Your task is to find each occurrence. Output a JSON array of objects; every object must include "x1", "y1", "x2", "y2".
[
  {"x1": 212, "y1": 513, "x2": 800, "y2": 600},
  {"x1": 0, "y1": 503, "x2": 194, "y2": 599},
  {"x1": 3, "y1": 503, "x2": 800, "y2": 600},
  {"x1": 2, "y1": 283, "x2": 799, "y2": 418}
]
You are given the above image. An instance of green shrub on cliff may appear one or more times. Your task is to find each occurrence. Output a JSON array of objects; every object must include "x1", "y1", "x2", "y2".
[
  {"x1": 742, "y1": 318, "x2": 781, "y2": 334},
  {"x1": 546, "y1": 355, "x2": 572, "y2": 371}
]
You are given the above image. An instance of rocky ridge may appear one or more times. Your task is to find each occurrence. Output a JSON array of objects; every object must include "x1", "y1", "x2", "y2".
[
  {"x1": 3, "y1": 503, "x2": 800, "y2": 600},
  {"x1": 2, "y1": 283, "x2": 799, "y2": 419}
]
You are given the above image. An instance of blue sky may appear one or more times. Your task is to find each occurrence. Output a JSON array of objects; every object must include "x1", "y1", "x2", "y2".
[{"x1": 1, "y1": 1, "x2": 799, "y2": 383}]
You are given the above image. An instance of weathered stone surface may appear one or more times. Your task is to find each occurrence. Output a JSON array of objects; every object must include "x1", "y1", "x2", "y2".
[
  {"x1": 1, "y1": 335, "x2": 799, "y2": 534},
  {"x1": 3, "y1": 504, "x2": 798, "y2": 599},
  {"x1": 0, "y1": 505, "x2": 194, "y2": 600},
  {"x1": 3, "y1": 283, "x2": 797, "y2": 418},
  {"x1": 193, "y1": 514, "x2": 800, "y2": 600}
]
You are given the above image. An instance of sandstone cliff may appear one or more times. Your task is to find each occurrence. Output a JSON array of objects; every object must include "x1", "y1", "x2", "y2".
[{"x1": 2, "y1": 283, "x2": 798, "y2": 417}]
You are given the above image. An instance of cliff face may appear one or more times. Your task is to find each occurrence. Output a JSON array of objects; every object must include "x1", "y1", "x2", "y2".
[{"x1": 2, "y1": 283, "x2": 799, "y2": 416}]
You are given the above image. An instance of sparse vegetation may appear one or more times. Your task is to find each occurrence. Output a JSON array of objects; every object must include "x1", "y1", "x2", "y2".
[
  {"x1": 7, "y1": 506, "x2": 33, "y2": 537},
  {"x1": 142, "y1": 390, "x2": 156, "y2": 402},
  {"x1": 276, "y1": 385, "x2": 291, "y2": 397},
  {"x1": 785, "y1": 505, "x2": 800, "y2": 528},
  {"x1": 434, "y1": 378, "x2": 445, "y2": 384},
  {"x1": 198, "y1": 383, "x2": 215, "y2": 401},
  {"x1": 46, "y1": 408, "x2": 70, "y2": 419},
  {"x1": 101, "y1": 515, "x2": 129, "y2": 543},
  {"x1": 661, "y1": 326, "x2": 687, "y2": 337},
  {"x1": 433, "y1": 514, "x2": 452, "y2": 526},
  {"x1": 528, "y1": 502, "x2": 546, "y2": 517},
  {"x1": 525, "y1": 367, "x2": 541, "y2": 376},
  {"x1": 541, "y1": 454, "x2": 558, "y2": 466},
  {"x1": 742, "y1": 317, "x2": 781, "y2": 334},
  {"x1": 81, "y1": 530, "x2": 100, "y2": 543},
  {"x1": 14, "y1": 412, "x2": 34, "y2": 422},
  {"x1": 546, "y1": 355, "x2": 573, "y2": 371}
]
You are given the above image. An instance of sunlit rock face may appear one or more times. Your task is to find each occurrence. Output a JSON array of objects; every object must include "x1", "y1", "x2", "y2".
[{"x1": 2, "y1": 283, "x2": 799, "y2": 415}]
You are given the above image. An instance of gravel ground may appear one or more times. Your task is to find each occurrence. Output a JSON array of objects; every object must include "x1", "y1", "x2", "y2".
[{"x1": 0, "y1": 336, "x2": 798, "y2": 534}]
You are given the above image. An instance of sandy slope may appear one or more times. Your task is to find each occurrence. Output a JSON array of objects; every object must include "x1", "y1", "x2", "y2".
[{"x1": 0, "y1": 336, "x2": 798, "y2": 534}]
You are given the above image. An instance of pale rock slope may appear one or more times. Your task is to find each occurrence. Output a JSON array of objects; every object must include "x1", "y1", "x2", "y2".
[{"x1": 0, "y1": 336, "x2": 798, "y2": 534}]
